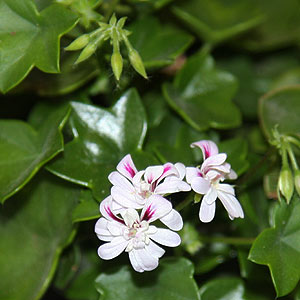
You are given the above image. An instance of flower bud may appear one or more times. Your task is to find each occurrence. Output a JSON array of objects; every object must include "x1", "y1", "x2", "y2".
[
  {"x1": 111, "y1": 52, "x2": 123, "y2": 81},
  {"x1": 278, "y1": 166, "x2": 294, "y2": 204},
  {"x1": 65, "y1": 34, "x2": 90, "y2": 51},
  {"x1": 75, "y1": 43, "x2": 96, "y2": 64},
  {"x1": 128, "y1": 48, "x2": 147, "y2": 79},
  {"x1": 294, "y1": 170, "x2": 300, "y2": 197}
]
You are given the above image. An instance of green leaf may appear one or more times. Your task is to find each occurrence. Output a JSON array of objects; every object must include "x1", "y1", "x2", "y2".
[
  {"x1": 0, "y1": 0, "x2": 78, "y2": 93},
  {"x1": 249, "y1": 198, "x2": 300, "y2": 297},
  {"x1": 219, "y1": 138, "x2": 249, "y2": 176},
  {"x1": 172, "y1": 0, "x2": 263, "y2": 45},
  {"x1": 95, "y1": 258, "x2": 200, "y2": 300},
  {"x1": 199, "y1": 277, "x2": 245, "y2": 300},
  {"x1": 55, "y1": 244, "x2": 101, "y2": 300},
  {"x1": 0, "y1": 105, "x2": 70, "y2": 203},
  {"x1": 129, "y1": 16, "x2": 194, "y2": 68},
  {"x1": 259, "y1": 85, "x2": 300, "y2": 139},
  {"x1": 47, "y1": 89, "x2": 154, "y2": 200},
  {"x1": 238, "y1": 0, "x2": 300, "y2": 51},
  {"x1": 163, "y1": 52, "x2": 241, "y2": 131},
  {"x1": 72, "y1": 189, "x2": 100, "y2": 223},
  {"x1": 0, "y1": 172, "x2": 80, "y2": 300}
]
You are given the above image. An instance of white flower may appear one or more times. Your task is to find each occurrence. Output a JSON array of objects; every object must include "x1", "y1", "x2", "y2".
[
  {"x1": 187, "y1": 140, "x2": 244, "y2": 223},
  {"x1": 95, "y1": 195, "x2": 181, "y2": 272},
  {"x1": 107, "y1": 154, "x2": 190, "y2": 230}
]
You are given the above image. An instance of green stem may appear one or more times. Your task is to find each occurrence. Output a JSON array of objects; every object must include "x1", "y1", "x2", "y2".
[
  {"x1": 199, "y1": 235, "x2": 255, "y2": 246},
  {"x1": 286, "y1": 142, "x2": 299, "y2": 171},
  {"x1": 175, "y1": 195, "x2": 194, "y2": 211}
]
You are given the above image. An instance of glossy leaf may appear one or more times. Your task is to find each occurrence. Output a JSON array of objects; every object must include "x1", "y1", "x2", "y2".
[
  {"x1": 163, "y1": 52, "x2": 241, "y2": 131},
  {"x1": 0, "y1": 105, "x2": 70, "y2": 203},
  {"x1": 199, "y1": 277, "x2": 245, "y2": 300},
  {"x1": 172, "y1": 0, "x2": 263, "y2": 45},
  {"x1": 0, "y1": 0, "x2": 78, "y2": 93},
  {"x1": 95, "y1": 258, "x2": 200, "y2": 300},
  {"x1": 129, "y1": 16, "x2": 194, "y2": 68},
  {"x1": 259, "y1": 85, "x2": 300, "y2": 139},
  {"x1": 0, "y1": 173, "x2": 80, "y2": 300},
  {"x1": 47, "y1": 89, "x2": 152, "y2": 200},
  {"x1": 72, "y1": 189, "x2": 100, "y2": 223},
  {"x1": 249, "y1": 198, "x2": 300, "y2": 297}
]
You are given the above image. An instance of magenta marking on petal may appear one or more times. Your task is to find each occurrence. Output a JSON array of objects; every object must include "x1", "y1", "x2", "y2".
[
  {"x1": 105, "y1": 205, "x2": 125, "y2": 225},
  {"x1": 142, "y1": 204, "x2": 156, "y2": 221},
  {"x1": 162, "y1": 165, "x2": 171, "y2": 175},
  {"x1": 203, "y1": 144, "x2": 210, "y2": 159},
  {"x1": 124, "y1": 163, "x2": 136, "y2": 178}
]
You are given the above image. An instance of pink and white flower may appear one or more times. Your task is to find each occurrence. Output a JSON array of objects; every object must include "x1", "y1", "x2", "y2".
[
  {"x1": 95, "y1": 195, "x2": 181, "y2": 272},
  {"x1": 187, "y1": 140, "x2": 244, "y2": 222},
  {"x1": 107, "y1": 154, "x2": 190, "y2": 230}
]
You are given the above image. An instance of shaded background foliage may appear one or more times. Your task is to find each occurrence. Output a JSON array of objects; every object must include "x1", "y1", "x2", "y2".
[{"x1": 1, "y1": 0, "x2": 300, "y2": 299}]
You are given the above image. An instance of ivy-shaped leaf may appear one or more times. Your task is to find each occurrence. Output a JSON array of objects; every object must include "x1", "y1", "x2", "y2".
[
  {"x1": 0, "y1": 0, "x2": 78, "y2": 93},
  {"x1": 199, "y1": 277, "x2": 245, "y2": 300},
  {"x1": 259, "y1": 85, "x2": 300, "y2": 139},
  {"x1": 129, "y1": 16, "x2": 194, "y2": 68},
  {"x1": 0, "y1": 105, "x2": 70, "y2": 203},
  {"x1": 95, "y1": 258, "x2": 200, "y2": 300},
  {"x1": 47, "y1": 89, "x2": 157, "y2": 201},
  {"x1": 0, "y1": 173, "x2": 80, "y2": 300},
  {"x1": 163, "y1": 52, "x2": 241, "y2": 131},
  {"x1": 172, "y1": 0, "x2": 263, "y2": 46},
  {"x1": 249, "y1": 198, "x2": 300, "y2": 297}
]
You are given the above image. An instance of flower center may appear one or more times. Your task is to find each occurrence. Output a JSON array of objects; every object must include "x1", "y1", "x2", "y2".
[
  {"x1": 124, "y1": 221, "x2": 150, "y2": 252},
  {"x1": 139, "y1": 181, "x2": 152, "y2": 198}
]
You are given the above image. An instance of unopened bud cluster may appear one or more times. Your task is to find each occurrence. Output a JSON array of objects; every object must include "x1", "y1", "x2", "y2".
[
  {"x1": 66, "y1": 14, "x2": 147, "y2": 80},
  {"x1": 271, "y1": 127, "x2": 300, "y2": 203}
]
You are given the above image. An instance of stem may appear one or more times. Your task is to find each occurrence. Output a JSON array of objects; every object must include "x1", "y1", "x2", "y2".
[
  {"x1": 199, "y1": 235, "x2": 255, "y2": 246},
  {"x1": 286, "y1": 142, "x2": 299, "y2": 171},
  {"x1": 175, "y1": 195, "x2": 194, "y2": 211},
  {"x1": 199, "y1": 42, "x2": 213, "y2": 55}
]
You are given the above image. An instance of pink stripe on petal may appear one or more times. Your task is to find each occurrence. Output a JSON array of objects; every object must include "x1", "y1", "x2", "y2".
[
  {"x1": 104, "y1": 204, "x2": 125, "y2": 225},
  {"x1": 117, "y1": 154, "x2": 138, "y2": 180},
  {"x1": 191, "y1": 140, "x2": 219, "y2": 160},
  {"x1": 141, "y1": 204, "x2": 156, "y2": 221}
]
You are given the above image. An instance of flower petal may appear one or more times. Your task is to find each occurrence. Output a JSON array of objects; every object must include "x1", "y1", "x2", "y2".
[
  {"x1": 175, "y1": 162, "x2": 186, "y2": 180},
  {"x1": 128, "y1": 250, "x2": 144, "y2": 272},
  {"x1": 116, "y1": 154, "x2": 138, "y2": 180},
  {"x1": 108, "y1": 171, "x2": 135, "y2": 192},
  {"x1": 203, "y1": 187, "x2": 218, "y2": 205},
  {"x1": 111, "y1": 186, "x2": 144, "y2": 209},
  {"x1": 141, "y1": 194, "x2": 172, "y2": 222},
  {"x1": 130, "y1": 248, "x2": 159, "y2": 272},
  {"x1": 226, "y1": 168, "x2": 238, "y2": 180},
  {"x1": 98, "y1": 236, "x2": 128, "y2": 260},
  {"x1": 155, "y1": 178, "x2": 191, "y2": 194},
  {"x1": 95, "y1": 218, "x2": 114, "y2": 241},
  {"x1": 191, "y1": 140, "x2": 219, "y2": 159},
  {"x1": 100, "y1": 196, "x2": 125, "y2": 224},
  {"x1": 199, "y1": 200, "x2": 216, "y2": 223},
  {"x1": 121, "y1": 208, "x2": 140, "y2": 227},
  {"x1": 201, "y1": 153, "x2": 227, "y2": 173},
  {"x1": 190, "y1": 177, "x2": 211, "y2": 194},
  {"x1": 217, "y1": 191, "x2": 244, "y2": 219},
  {"x1": 150, "y1": 228, "x2": 181, "y2": 247},
  {"x1": 147, "y1": 240, "x2": 165, "y2": 258},
  {"x1": 186, "y1": 167, "x2": 202, "y2": 184},
  {"x1": 160, "y1": 209, "x2": 183, "y2": 231},
  {"x1": 218, "y1": 183, "x2": 235, "y2": 196},
  {"x1": 144, "y1": 165, "x2": 164, "y2": 184},
  {"x1": 156, "y1": 163, "x2": 179, "y2": 184}
]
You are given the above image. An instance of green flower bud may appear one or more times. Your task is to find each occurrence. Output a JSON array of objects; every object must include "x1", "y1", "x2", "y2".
[
  {"x1": 128, "y1": 48, "x2": 147, "y2": 79},
  {"x1": 294, "y1": 170, "x2": 300, "y2": 197},
  {"x1": 75, "y1": 43, "x2": 96, "y2": 64},
  {"x1": 278, "y1": 166, "x2": 294, "y2": 204},
  {"x1": 65, "y1": 34, "x2": 90, "y2": 51},
  {"x1": 111, "y1": 52, "x2": 123, "y2": 81}
]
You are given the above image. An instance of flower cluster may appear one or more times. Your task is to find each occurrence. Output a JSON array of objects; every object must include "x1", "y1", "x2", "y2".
[{"x1": 95, "y1": 140, "x2": 244, "y2": 272}]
